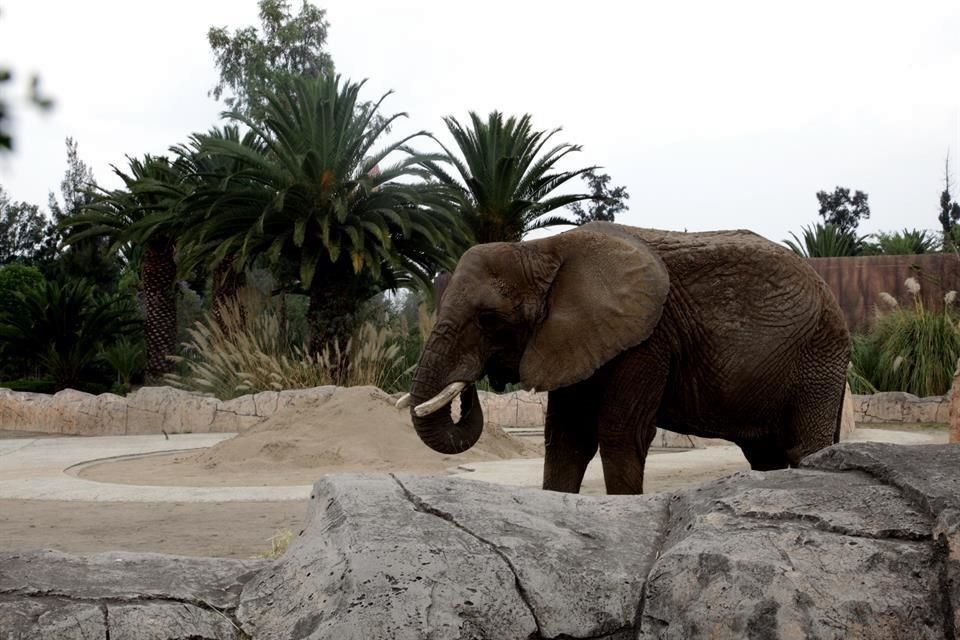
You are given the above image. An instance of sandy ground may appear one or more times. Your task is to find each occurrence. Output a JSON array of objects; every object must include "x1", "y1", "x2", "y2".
[
  {"x1": 74, "y1": 386, "x2": 542, "y2": 487},
  {"x1": 0, "y1": 449, "x2": 747, "y2": 559},
  {"x1": 0, "y1": 499, "x2": 305, "y2": 559},
  {"x1": 0, "y1": 401, "x2": 948, "y2": 558}
]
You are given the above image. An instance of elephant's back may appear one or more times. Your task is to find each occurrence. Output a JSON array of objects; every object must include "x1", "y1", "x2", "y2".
[
  {"x1": 642, "y1": 226, "x2": 845, "y2": 381},
  {"x1": 581, "y1": 222, "x2": 846, "y2": 345}
]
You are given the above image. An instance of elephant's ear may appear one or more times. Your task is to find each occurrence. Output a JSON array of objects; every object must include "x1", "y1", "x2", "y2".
[{"x1": 519, "y1": 227, "x2": 670, "y2": 391}]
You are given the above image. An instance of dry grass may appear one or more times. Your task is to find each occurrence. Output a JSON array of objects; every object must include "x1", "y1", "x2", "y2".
[
  {"x1": 260, "y1": 529, "x2": 294, "y2": 559},
  {"x1": 850, "y1": 281, "x2": 960, "y2": 397},
  {"x1": 167, "y1": 295, "x2": 408, "y2": 399}
]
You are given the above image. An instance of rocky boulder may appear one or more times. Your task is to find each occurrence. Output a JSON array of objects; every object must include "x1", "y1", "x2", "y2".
[
  {"x1": 0, "y1": 550, "x2": 265, "y2": 639},
  {"x1": 3, "y1": 443, "x2": 959, "y2": 638}
]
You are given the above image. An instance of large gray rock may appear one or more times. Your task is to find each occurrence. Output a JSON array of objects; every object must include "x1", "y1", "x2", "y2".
[
  {"x1": 238, "y1": 474, "x2": 668, "y2": 639},
  {"x1": 0, "y1": 550, "x2": 265, "y2": 639},
  {"x1": 3, "y1": 443, "x2": 960, "y2": 639}
]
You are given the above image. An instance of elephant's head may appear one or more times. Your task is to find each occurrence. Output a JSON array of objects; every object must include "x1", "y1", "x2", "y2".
[{"x1": 403, "y1": 223, "x2": 671, "y2": 455}]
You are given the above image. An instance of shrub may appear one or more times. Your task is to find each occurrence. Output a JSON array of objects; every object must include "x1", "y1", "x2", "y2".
[
  {"x1": 784, "y1": 223, "x2": 862, "y2": 257},
  {"x1": 0, "y1": 279, "x2": 138, "y2": 390},
  {"x1": 862, "y1": 228, "x2": 940, "y2": 255},
  {"x1": 100, "y1": 337, "x2": 146, "y2": 393},
  {"x1": 167, "y1": 297, "x2": 411, "y2": 399},
  {"x1": 851, "y1": 278, "x2": 960, "y2": 396},
  {"x1": 0, "y1": 378, "x2": 56, "y2": 393}
]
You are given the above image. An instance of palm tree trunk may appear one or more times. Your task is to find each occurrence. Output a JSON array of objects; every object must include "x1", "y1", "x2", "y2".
[
  {"x1": 308, "y1": 278, "x2": 364, "y2": 380},
  {"x1": 141, "y1": 240, "x2": 177, "y2": 381},
  {"x1": 211, "y1": 256, "x2": 243, "y2": 331}
]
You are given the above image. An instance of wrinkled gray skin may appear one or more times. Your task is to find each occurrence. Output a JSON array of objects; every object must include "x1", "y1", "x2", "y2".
[{"x1": 409, "y1": 222, "x2": 850, "y2": 494}]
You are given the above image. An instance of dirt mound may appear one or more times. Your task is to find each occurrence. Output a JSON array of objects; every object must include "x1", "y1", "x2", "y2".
[{"x1": 79, "y1": 386, "x2": 542, "y2": 487}]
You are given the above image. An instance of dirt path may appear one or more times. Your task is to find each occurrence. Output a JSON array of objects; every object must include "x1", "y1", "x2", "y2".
[{"x1": 0, "y1": 499, "x2": 305, "y2": 559}]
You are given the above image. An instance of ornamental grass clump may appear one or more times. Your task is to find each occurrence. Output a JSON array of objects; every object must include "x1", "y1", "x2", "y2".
[
  {"x1": 850, "y1": 278, "x2": 960, "y2": 397},
  {"x1": 167, "y1": 296, "x2": 409, "y2": 399}
]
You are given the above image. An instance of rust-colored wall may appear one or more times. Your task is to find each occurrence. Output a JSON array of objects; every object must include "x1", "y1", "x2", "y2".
[{"x1": 808, "y1": 255, "x2": 960, "y2": 331}]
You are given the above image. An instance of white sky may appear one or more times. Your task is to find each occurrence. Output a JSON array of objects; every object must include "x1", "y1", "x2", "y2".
[{"x1": 2, "y1": 0, "x2": 960, "y2": 244}]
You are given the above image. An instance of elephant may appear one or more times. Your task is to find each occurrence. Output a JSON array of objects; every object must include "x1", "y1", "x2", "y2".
[{"x1": 399, "y1": 222, "x2": 850, "y2": 495}]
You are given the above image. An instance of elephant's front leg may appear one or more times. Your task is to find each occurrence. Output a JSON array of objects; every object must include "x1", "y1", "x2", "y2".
[
  {"x1": 596, "y1": 352, "x2": 668, "y2": 495},
  {"x1": 542, "y1": 382, "x2": 600, "y2": 493}
]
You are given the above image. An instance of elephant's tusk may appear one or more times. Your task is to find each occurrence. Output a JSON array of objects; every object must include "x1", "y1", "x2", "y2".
[
  {"x1": 395, "y1": 393, "x2": 412, "y2": 409},
  {"x1": 414, "y1": 382, "x2": 466, "y2": 417}
]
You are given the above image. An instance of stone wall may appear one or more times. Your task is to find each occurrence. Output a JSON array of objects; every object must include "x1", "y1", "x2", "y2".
[
  {"x1": 0, "y1": 386, "x2": 335, "y2": 436},
  {"x1": 4, "y1": 385, "x2": 940, "y2": 441},
  {"x1": 852, "y1": 391, "x2": 950, "y2": 425}
]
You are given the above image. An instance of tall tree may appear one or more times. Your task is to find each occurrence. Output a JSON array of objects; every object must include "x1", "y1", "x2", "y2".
[
  {"x1": 188, "y1": 75, "x2": 464, "y2": 353},
  {"x1": 48, "y1": 138, "x2": 120, "y2": 287},
  {"x1": 172, "y1": 125, "x2": 269, "y2": 325},
  {"x1": 424, "y1": 111, "x2": 593, "y2": 246},
  {"x1": 48, "y1": 137, "x2": 95, "y2": 224},
  {"x1": 207, "y1": 0, "x2": 334, "y2": 121},
  {"x1": 567, "y1": 170, "x2": 630, "y2": 224},
  {"x1": 65, "y1": 155, "x2": 188, "y2": 380},
  {"x1": 0, "y1": 186, "x2": 53, "y2": 265},
  {"x1": 939, "y1": 155, "x2": 960, "y2": 252},
  {"x1": 815, "y1": 186, "x2": 870, "y2": 236}
]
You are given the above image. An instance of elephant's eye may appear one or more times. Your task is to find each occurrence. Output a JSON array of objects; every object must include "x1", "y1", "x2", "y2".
[{"x1": 477, "y1": 310, "x2": 508, "y2": 332}]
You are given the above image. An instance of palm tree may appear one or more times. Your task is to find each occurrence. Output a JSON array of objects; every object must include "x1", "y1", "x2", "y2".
[
  {"x1": 189, "y1": 74, "x2": 465, "y2": 352},
  {"x1": 63, "y1": 155, "x2": 188, "y2": 380},
  {"x1": 423, "y1": 111, "x2": 594, "y2": 246},
  {"x1": 784, "y1": 223, "x2": 862, "y2": 258},
  {"x1": 862, "y1": 228, "x2": 941, "y2": 255},
  {"x1": 172, "y1": 125, "x2": 269, "y2": 326}
]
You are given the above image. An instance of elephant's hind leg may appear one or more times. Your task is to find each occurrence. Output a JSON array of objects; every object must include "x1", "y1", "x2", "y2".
[
  {"x1": 738, "y1": 440, "x2": 791, "y2": 471},
  {"x1": 543, "y1": 383, "x2": 600, "y2": 493}
]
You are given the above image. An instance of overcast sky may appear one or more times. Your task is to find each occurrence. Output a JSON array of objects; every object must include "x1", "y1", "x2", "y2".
[{"x1": 2, "y1": 0, "x2": 959, "y2": 244}]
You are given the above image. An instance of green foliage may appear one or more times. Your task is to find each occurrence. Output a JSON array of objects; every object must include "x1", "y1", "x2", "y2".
[
  {"x1": 424, "y1": 111, "x2": 593, "y2": 245},
  {"x1": 851, "y1": 281, "x2": 960, "y2": 396},
  {"x1": 816, "y1": 186, "x2": 870, "y2": 235},
  {"x1": 847, "y1": 337, "x2": 879, "y2": 394},
  {"x1": 191, "y1": 75, "x2": 461, "y2": 291},
  {"x1": 207, "y1": 0, "x2": 334, "y2": 120},
  {"x1": 48, "y1": 138, "x2": 122, "y2": 288},
  {"x1": 784, "y1": 223, "x2": 861, "y2": 257},
  {"x1": 100, "y1": 337, "x2": 145, "y2": 391},
  {"x1": 0, "y1": 187, "x2": 54, "y2": 265},
  {"x1": 0, "y1": 263, "x2": 44, "y2": 313},
  {"x1": 0, "y1": 279, "x2": 138, "y2": 390},
  {"x1": 567, "y1": 170, "x2": 630, "y2": 224},
  {"x1": 183, "y1": 75, "x2": 464, "y2": 353},
  {"x1": 862, "y1": 228, "x2": 940, "y2": 256},
  {"x1": 939, "y1": 156, "x2": 960, "y2": 252},
  {"x1": 0, "y1": 378, "x2": 56, "y2": 393},
  {"x1": 0, "y1": 264, "x2": 45, "y2": 377}
]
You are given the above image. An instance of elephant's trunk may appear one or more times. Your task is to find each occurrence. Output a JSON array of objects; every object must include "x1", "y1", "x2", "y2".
[
  {"x1": 408, "y1": 330, "x2": 484, "y2": 455},
  {"x1": 409, "y1": 382, "x2": 483, "y2": 455}
]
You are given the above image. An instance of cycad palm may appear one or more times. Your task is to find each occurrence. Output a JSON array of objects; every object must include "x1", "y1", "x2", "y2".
[
  {"x1": 191, "y1": 75, "x2": 465, "y2": 351},
  {"x1": 425, "y1": 111, "x2": 593, "y2": 245},
  {"x1": 64, "y1": 155, "x2": 188, "y2": 379},
  {"x1": 784, "y1": 223, "x2": 861, "y2": 258},
  {"x1": 173, "y1": 125, "x2": 268, "y2": 319}
]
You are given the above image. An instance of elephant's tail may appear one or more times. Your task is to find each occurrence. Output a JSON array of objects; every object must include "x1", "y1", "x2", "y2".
[{"x1": 832, "y1": 376, "x2": 847, "y2": 445}]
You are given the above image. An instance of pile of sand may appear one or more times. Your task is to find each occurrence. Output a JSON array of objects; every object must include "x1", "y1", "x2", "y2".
[{"x1": 78, "y1": 386, "x2": 543, "y2": 487}]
